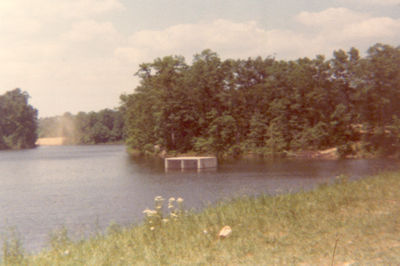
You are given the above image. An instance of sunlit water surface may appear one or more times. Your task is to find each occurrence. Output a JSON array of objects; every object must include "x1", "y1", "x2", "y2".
[{"x1": 0, "y1": 145, "x2": 398, "y2": 253}]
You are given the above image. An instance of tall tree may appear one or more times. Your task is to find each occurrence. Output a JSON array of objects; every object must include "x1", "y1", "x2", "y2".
[
  {"x1": 121, "y1": 44, "x2": 400, "y2": 157},
  {"x1": 0, "y1": 88, "x2": 38, "y2": 149},
  {"x1": 358, "y1": 44, "x2": 400, "y2": 153}
]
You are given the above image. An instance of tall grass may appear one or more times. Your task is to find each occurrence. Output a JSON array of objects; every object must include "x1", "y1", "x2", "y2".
[
  {"x1": 3, "y1": 171, "x2": 400, "y2": 265},
  {"x1": 2, "y1": 228, "x2": 24, "y2": 265}
]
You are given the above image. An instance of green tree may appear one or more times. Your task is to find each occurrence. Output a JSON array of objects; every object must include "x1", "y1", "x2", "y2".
[
  {"x1": 38, "y1": 109, "x2": 124, "y2": 145},
  {"x1": 121, "y1": 55, "x2": 192, "y2": 153},
  {"x1": 358, "y1": 44, "x2": 400, "y2": 154},
  {"x1": 121, "y1": 44, "x2": 400, "y2": 158},
  {"x1": 0, "y1": 88, "x2": 38, "y2": 149}
]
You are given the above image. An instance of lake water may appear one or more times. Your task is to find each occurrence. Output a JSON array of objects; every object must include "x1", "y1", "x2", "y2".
[{"x1": 0, "y1": 144, "x2": 398, "y2": 253}]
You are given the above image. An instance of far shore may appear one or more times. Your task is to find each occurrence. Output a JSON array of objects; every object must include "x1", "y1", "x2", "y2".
[
  {"x1": 33, "y1": 141, "x2": 383, "y2": 161},
  {"x1": 127, "y1": 146, "x2": 342, "y2": 160},
  {"x1": 35, "y1": 138, "x2": 124, "y2": 146}
]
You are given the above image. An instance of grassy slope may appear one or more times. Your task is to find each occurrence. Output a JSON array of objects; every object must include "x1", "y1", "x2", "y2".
[{"x1": 6, "y1": 172, "x2": 400, "y2": 265}]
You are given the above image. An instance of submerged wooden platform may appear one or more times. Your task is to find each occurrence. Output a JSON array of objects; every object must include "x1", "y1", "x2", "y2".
[{"x1": 165, "y1": 156, "x2": 217, "y2": 170}]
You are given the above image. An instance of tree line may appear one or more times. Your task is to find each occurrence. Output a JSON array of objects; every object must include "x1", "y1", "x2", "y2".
[
  {"x1": 0, "y1": 88, "x2": 38, "y2": 150},
  {"x1": 121, "y1": 43, "x2": 400, "y2": 158},
  {"x1": 2, "y1": 43, "x2": 399, "y2": 156},
  {"x1": 38, "y1": 109, "x2": 124, "y2": 144}
]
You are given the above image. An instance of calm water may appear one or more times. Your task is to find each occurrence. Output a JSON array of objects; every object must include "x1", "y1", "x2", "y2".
[{"x1": 0, "y1": 145, "x2": 398, "y2": 253}]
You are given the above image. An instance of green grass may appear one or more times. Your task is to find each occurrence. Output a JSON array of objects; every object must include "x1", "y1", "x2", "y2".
[{"x1": 3, "y1": 172, "x2": 400, "y2": 265}]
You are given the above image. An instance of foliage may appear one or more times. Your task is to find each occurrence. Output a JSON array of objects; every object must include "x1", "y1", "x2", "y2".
[
  {"x1": 0, "y1": 88, "x2": 38, "y2": 150},
  {"x1": 121, "y1": 44, "x2": 400, "y2": 158},
  {"x1": 38, "y1": 109, "x2": 124, "y2": 144}
]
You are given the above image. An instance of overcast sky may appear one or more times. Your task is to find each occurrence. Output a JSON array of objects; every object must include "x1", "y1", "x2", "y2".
[{"x1": 1, "y1": 0, "x2": 399, "y2": 117}]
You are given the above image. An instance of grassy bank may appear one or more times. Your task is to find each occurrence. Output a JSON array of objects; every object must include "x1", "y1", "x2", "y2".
[{"x1": 4, "y1": 172, "x2": 400, "y2": 265}]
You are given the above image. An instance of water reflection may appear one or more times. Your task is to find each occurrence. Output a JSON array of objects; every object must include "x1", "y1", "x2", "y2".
[{"x1": 164, "y1": 168, "x2": 218, "y2": 174}]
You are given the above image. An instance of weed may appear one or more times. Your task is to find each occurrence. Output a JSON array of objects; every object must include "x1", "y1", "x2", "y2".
[{"x1": 2, "y1": 227, "x2": 25, "y2": 265}]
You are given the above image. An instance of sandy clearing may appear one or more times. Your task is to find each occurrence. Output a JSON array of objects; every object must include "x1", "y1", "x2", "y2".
[{"x1": 36, "y1": 137, "x2": 66, "y2": 146}]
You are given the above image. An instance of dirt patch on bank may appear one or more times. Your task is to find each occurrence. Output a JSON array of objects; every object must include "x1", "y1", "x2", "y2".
[
  {"x1": 292, "y1": 147, "x2": 338, "y2": 159},
  {"x1": 36, "y1": 137, "x2": 66, "y2": 146}
]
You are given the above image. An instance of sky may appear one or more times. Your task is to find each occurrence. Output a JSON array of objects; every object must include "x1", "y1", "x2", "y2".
[{"x1": 0, "y1": 0, "x2": 399, "y2": 117}]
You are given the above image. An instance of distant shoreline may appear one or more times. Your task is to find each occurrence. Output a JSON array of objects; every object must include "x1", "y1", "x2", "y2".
[{"x1": 35, "y1": 138, "x2": 124, "y2": 146}]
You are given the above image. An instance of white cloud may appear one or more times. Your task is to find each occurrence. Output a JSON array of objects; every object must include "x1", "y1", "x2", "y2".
[
  {"x1": 116, "y1": 9, "x2": 400, "y2": 65},
  {"x1": 61, "y1": 20, "x2": 119, "y2": 43},
  {"x1": 342, "y1": 17, "x2": 400, "y2": 39},
  {"x1": 41, "y1": 0, "x2": 124, "y2": 19},
  {"x1": 0, "y1": 0, "x2": 126, "y2": 116},
  {"x1": 0, "y1": 17, "x2": 42, "y2": 36},
  {"x1": 296, "y1": 8, "x2": 368, "y2": 28},
  {"x1": 0, "y1": 0, "x2": 124, "y2": 21},
  {"x1": 1, "y1": 2, "x2": 399, "y2": 117},
  {"x1": 339, "y1": 0, "x2": 400, "y2": 6},
  {"x1": 115, "y1": 19, "x2": 309, "y2": 63},
  {"x1": 295, "y1": 7, "x2": 400, "y2": 51}
]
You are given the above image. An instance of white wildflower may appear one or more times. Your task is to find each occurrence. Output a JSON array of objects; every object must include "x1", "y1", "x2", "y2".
[
  {"x1": 143, "y1": 208, "x2": 152, "y2": 215},
  {"x1": 143, "y1": 209, "x2": 157, "y2": 216},
  {"x1": 154, "y1": 196, "x2": 164, "y2": 202}
]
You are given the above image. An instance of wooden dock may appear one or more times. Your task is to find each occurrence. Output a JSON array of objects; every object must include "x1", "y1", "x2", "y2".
[{"x1": 165, "y1": 156, "x2": 217, "y2": 170}]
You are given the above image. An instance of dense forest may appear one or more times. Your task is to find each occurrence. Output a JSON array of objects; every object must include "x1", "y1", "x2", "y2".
[
  {"x1": 121, "y1": 43, "x2": 400, "y2": 158},
  {"x1": 38, "y1": 109, "x2": 124, "y2": 144},
  {"x1": 0, "y1": 88, "x2": 38, "y2": 150},
  {"x1": 3, "y1": 43, "x2": 399, "y2": 157}
]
